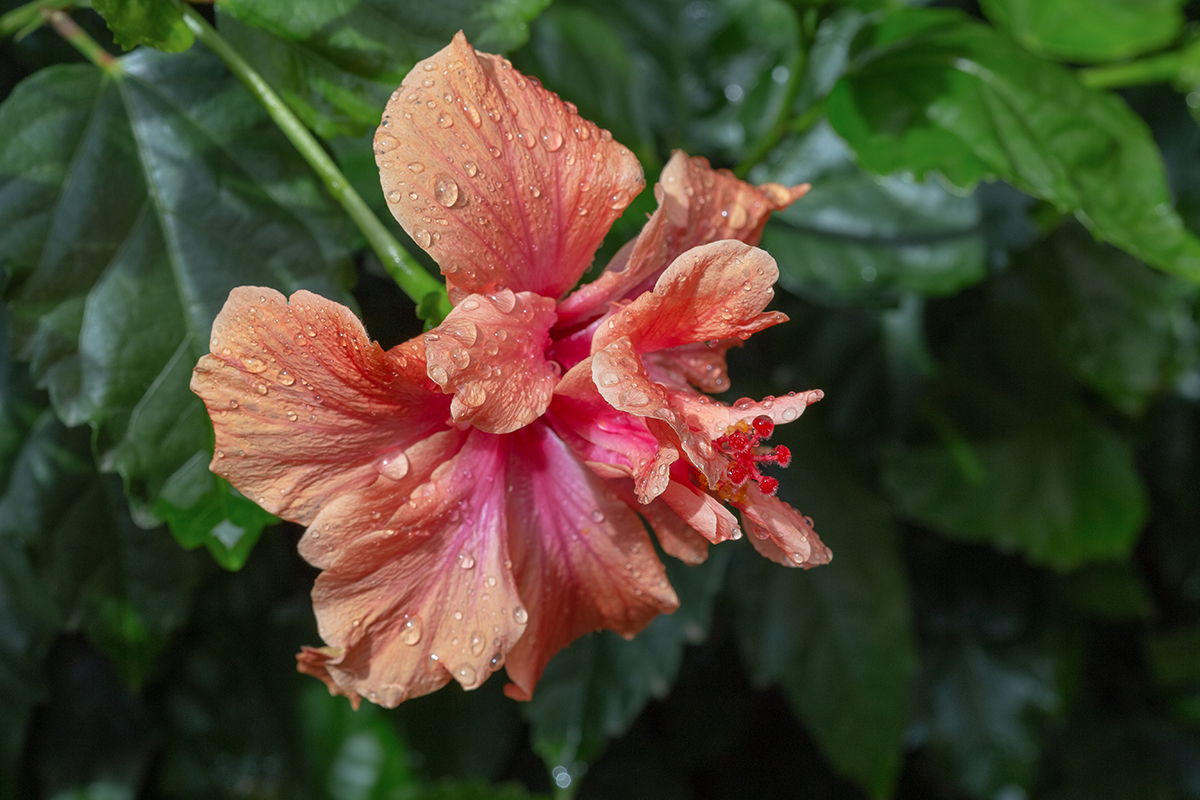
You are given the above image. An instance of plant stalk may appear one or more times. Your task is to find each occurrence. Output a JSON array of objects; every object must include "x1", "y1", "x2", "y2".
[
  {"x1": 1078, "y1": 50, "x2": 1185, "y2": 90},
  {"x1": 0, "y1": 0, "x2": 74, "y2": 39},
  {"x1": 38, "y1": 7, "x2": 119, "y2": 73},
  {"x1": 178, "y1": 4, "x2": 451, "y2": 321}
]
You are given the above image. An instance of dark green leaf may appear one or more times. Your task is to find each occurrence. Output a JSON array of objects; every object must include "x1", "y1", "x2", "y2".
[
  {"x1": 1015, "y1": 223, "x2": 1198, "y2": 415},
  {"x1": 523, "y1": 546, "x2": 731, "y2": 781},
  {"x1": 730, "y1": 427, "x2": 915, "y2": 799},
  {"x1": 0, "y1": 49, "x2": 355, "y2": 558},
  {"x1": 398, "y1": 781, "x2": 548, "y2": 800},
  {"x1": 299, "y1": 683, "x2": 418, "y2": 800},
  {"x1": 0, "y1": 410, "x2": 202, "y2": 688},
  {"x1": 1043, "y1": 720, "x2": 1175, "y2": 800},
  {"x1": 825, "y1": 8, "x2": 1200, "y2": 283},
  {"x1": 980, "y1": 0, "x2": 1185, "y2": 64},
  {"x1": 756, "y1": 121, "x2": 986, "y2": 303},
  {"x1": 883, "y1": 407, "x2": 1145, "y2": 568},
  {"x1": 1054, "y1": 563, "x2": 1154, "y2": 621},
  {"x1": 92, "y1": 0, "x2": 194, "y2": 53},
  {"x1": 217, "y1": 0, "x2": 552, "y2": 138},
  {"x1": 520, "y1": 0, "x2": 801, "y2": 167}
]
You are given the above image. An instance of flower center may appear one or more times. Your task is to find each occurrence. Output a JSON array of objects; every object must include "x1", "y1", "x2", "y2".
[{"x1": 705, "y1": 415, "x2": 791, "y2": 503}]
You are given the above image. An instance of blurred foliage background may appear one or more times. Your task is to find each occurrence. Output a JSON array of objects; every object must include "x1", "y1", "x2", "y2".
[{"x1": 3, "y1": 0, "x2": 1200, "y2": 798}]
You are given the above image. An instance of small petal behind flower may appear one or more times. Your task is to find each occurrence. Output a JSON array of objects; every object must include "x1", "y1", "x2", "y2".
[
  {"x1": 424, "y1": 290, "x2": 560, "y2": 433},
  {"x1": 376, "y1": 32, "x2": 644, "y2": 301}
]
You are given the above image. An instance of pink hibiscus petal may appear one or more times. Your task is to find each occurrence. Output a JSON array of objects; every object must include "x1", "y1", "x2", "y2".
[
  {"x1": 191, "y1": 288, "x2": 448, "y2": 523},
  {"x1": 502, "y1": 423, "x2": 679, "y2": 701},
  {"x1": 738, "y1": 484, "x2": 833, "y2": 569},
  {"x1": 557, "y1": 151, "x2": 808, "y2": 326},
  {"x1": 375, "y1": 32, "x2": 644, "y2": 300},
  {"x1": 591, "y1": 240, "x2": 787, "y2": 357},
  {"x1": 424, "y1": 290, "x2": 560, "y2": 433},
  {"x1": 304, "y1": 431, "x2": 527, "y2": 706}
]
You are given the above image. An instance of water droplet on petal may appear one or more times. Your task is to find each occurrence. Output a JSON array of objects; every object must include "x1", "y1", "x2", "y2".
[
  {"x1": 454, "y1": 663, "x2": 477, "y2": 684},
  {"x1": 513, "y1": 607, "x2": 528, "y2": 625},
  {"x1": 469, "y1": 633, "x2": 485, "y2": 656},
  {"x1": 728, "y1": 204, "x2": 748, "y2": 228},
  {"x1": 462, "y1": 99, "x2": 482, "y2": 128},
  {"x1": 464, "y1": 161, "x2": 478, "y2": 177},
  {"x1": 413, "y1": 227, "x2": 432, "y2": 248},
  {"x1": 377, "y1": 451, "x2": 410, "y2": 480},
  {"x1": 434, "y1": 175, "x2": 460, "y2": 207},
  {"x1": 597, "y1": 371, "x2": 620, "y2": 388},
  {"x1": 519, "y1": 128, "x2": 536, "y2": 149},
  {"x1": 488, "y1": 651, "x2": 505, "y2": 671},
  {"x1": 539, "y1": 126, "x2": 563, "y2": 151},
  {"x1": 228, "y1": 400, "x2": 239, "y2": 409},
  {"x1": 457, "y1": 550, "x2": 476, "y2": 569},
  {"x1": 429, "y1": 364, "x2": 449, "y2": 385},
  {"x1": 488, "y1": 146, "x2": 501, "y2": 158},
  {"x1": 278, "y1": 370, "x2": 295, "y2": 386},
  {"x1": 408, "y1": 162, "x2": 425, "y2": 173},
  {"x1": 241, "y1": 356, "x2": 268, "y2": 373},
  {"x1": 450, "y1": 348, "x2": 470, "y2": 369},
  {"x1": 400, "y1": 615, "x2": 422, "y2": 645},
  {"x1": 782, "y1": 407, "x2": 799, "y2": 422},
  {"x1": 437, "y1": 112, "x2": 454, "y2": 128},
  {"x1": 591, "y1": 509, "x2": 605, "y2": 522},
  {"x1": 285, "y1": 411, "x2": 297, "y2": 421}
]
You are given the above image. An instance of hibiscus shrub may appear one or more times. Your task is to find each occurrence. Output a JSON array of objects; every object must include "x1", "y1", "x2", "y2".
[{"x1": 3, "y1": 0, "x2": 1200, "y2": 799}]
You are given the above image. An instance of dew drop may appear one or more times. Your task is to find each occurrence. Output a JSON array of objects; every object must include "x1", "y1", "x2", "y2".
[
  {"x1": 386, "y1": 189, "x2": 402, "y2": 203},
  {"x1": 407, "y1": 161, "x2": 425, "y2": 174},
  {"x1": 457, "y1": 550, "x2": 476, "y2": 569},
  {"x1": 377, "y1": 451, "x2": 410, "y2": 480},
  {"x1": 609, "y1": 190, "x2": 628, "y2": 210},
  {"x1": 513, "y1": 607, "x2": 528, "y2": 625},
  {"x1": 429, "y1": 364, "x2": 449, "y2": 385},
  {"x1": 305, "y1": 324, "x2": 318, "y2": 338},
  {"x1": 400, "y1": 615, "x2": 423, "y2": 645},
  {"x1": 488, "y1": 146, "x2": 501, "y2": 158},
  {"x1": 241, "y1": 356, "x2": 268, "y2": 373},
  {"x1": 413, "y1": 227, "x2": 432, "y2": 248},
  {"x1": 434, "y1": 175, "x2": 460, "y2": 207},
  {"x1": 450, "y1": 348, "x2": 471, "y2": 369},
  {"x1": 228, "y1": 400, "x2": 239, "y2": 409},
  {"x1": 782, "y1": 407, "x2": 799, "y2": 422},
  {"x1": 488, "y1": 651, "x2": 506, "y2": 671},
  {"x1": 591, "y1": 509, "x2": 605, "y2": 522},
  {"x1": 597, "y1": 370, "x2": 620, "y2": 388},
  {"x1": 464, "y1": 161, "x2": 478, "y2": 177},
  {"x1": 469, "y1": 633, "x2": 486, "y2": 657},
  {"x1": 278, "y1": 370, "x2": 295, "y2": 386},
  {"x1": 285, "y1": 411, "x2": 298, "y2": 421},
  {"x1": 256, "y1": 383, "x2": 268, "y2": 395},
  {"x1": 519, "y1": 129, "x2": 537, "y2": 149},
  {"x1": 539, "y1": 126, "x2": 564, "y2": 151},
  {"x1": 462, "y1": 99, "x2": 482, "y2": 128},
  {"x1": 437, "y1": 112, "x2": 454, "y2": 128},
  {"x1": 460, "y1": 298, "x2": 480, "y2": 312},
  {"x1": 454, "y1": 663, "x2": 477, "y2": 684}
]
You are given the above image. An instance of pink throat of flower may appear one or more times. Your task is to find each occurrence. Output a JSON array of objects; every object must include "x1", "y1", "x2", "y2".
[{"x1": 705, "y1": 415, "x2": 792, "y2": 502}]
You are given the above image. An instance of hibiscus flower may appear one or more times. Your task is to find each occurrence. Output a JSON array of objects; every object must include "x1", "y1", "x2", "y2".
[{"x1": 191, "y1": 32, "x2": 830, "y2": 709}]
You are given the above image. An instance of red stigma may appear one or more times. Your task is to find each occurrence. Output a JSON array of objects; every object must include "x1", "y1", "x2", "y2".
[{"x1": 711, "y1": 415, "x2": 791, "y2": 500}]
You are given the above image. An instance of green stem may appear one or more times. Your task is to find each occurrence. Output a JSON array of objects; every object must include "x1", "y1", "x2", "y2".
[
  {"x1": 177, "y1": 4, "x2": 451, "y2": 321},
  {"x1": 0, "y1": 0, "x2": 73, "y2": 39},
  {"x1": 734, "y1": 6, "x2": 819, "y2": 179},
  {"x1": 1077, "y1": 49, "x2": 1184, "y2": 90},
  {"x1": 39, "y1": 7, "x2": 119, "y2": 73}
]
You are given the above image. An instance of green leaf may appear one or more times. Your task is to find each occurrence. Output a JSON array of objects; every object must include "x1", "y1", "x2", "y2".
[
  {"x1": 980, "y1": 0, "x2": 1185, "y2": 64},
  {"x1": 522, "y1": 547, "x2": 731, "y2": 784},
  {"x1": 217, "y1": 0, "x2": 553, "y2": 138},
  {"x1": 520, "y1": 0, "x2": 801, "y2": 167},
  {"x1": 0, "y1": 49, "x2": 355, "y2": 558},
  {"x1": 1054, "y1": 563, "x2": 1154, "y2": 621},
  {"x1": 0, "y1": 410, "x2": 202, "y2": 689},
  {"x1": 1014, "y1": 223, "x2": 1199, "y2": 416},
  {"x1": 156, "y1": 459, "x2": 278, "y2": 572},
  {"x1": 1042, "y1": 720, "x2": 1175, "y2": 800},
  {"x1": 729, "y1": 427, "x2": 915, "y2": 799},
  {"x1": 299, "y1": 683, "x2": 418, "y2": 800},
  {"x1": 825, "y1": 7, "x2": 1200, "y2": 283},
  {"x1": 756, "y1": 121, "x2": 986, "y2": 303},
  {"x1": 398, "y1": 781, "x2": 548, "y2": 800},
  {"x1": 884, "y1": 406, "x2": 1146, "y2": 568},
  {"x1": 880, "y1": 282, "x2": 1149, "y2": 569},
  {"x1": 92, "y1": 0, "x2": 195, "y2": 53}
]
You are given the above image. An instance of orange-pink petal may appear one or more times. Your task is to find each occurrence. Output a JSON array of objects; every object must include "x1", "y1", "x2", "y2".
[
  {"x1": 303, "y1": 431, "x2": 527, "y2": 706},
  {"x1": 375, "y1": 32, "x2": 644, "y2": 300},
  {"x1": 738, "y1": 484, "x2": 833, "y2": 569},
  {"x1": 502, "y1": 423, "x2": 678, "y2": 701},
  {"x1": 591, "y1": 240, "x2": 787, "y2": 357},
  {"x1": 557, "y1": 151, "x2": 808, "y2": 325},
  {"x1": 191, "y1": 288, "x2": 448, "y2": 523},
  {"x1": 424, "y1": 290, "x2": 559, "y2": 433}
]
